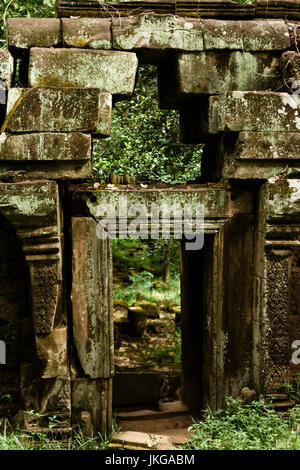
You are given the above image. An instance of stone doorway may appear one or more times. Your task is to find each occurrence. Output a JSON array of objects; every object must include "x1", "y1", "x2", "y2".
[{"x1": 71, "y1": 182, "x2": 254, "y2": 433}]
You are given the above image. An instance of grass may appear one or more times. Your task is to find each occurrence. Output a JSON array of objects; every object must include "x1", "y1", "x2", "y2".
[
  {"x1": 140, "y1": 328, "x2": 182, "y2": 365},
  {"x1": 181, "y1": 398, "x2": 300, "y2": 450},
  {"x1": 114, "y1": 273, "x2": 181, "y2": 306},
  {"x1": 0, "y1": 414, "x2": 119, "y2": 450}
]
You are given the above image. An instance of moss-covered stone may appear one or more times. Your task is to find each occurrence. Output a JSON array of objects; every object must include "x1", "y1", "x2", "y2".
[
  {"x1": 62, "y1": 18, "x2": 112, "y2": 49},
  {"x1": 7, "y1": 18, "x2": 61, "y2": 50},
  {"x1": 0, "y1": 133, "x2": 92, "y2": 179},
  {"x1": 235, "y1": 132, "x2": 300, "y2": 160},
  {"x1": 113, "y1": 13, "x2": 204, "y2": 51},
  {"x1": 28, "y1": 48, "x2": 138, "y2": 97},
  {"x1": 203, "y1": 19, "x2": 244, "y2": 50},
  {"x1": 4, "y1": 88, "x2": 112, "y2": 136},
  {"x1": 242, "y1": 19, "x2": 290, "y2": 51},
  {"x1": 178, "y1": 51, "x2": 280, "y2": 95},
  {"x1": 0, "y1": 50, "x2": 13, "y2": 89},
  {"x1": 209, "y1": 91, "x2": 300, "y2": 133}
]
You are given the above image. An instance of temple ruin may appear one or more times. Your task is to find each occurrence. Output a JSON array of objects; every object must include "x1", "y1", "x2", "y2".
[{"x1": 0, "y1": 0, "x2": 299, "y2": 436}]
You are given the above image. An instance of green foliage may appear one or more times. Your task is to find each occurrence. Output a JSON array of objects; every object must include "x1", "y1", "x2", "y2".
[
  {"x1": 114, "y1": 274, "x2": 180, "y2": 305},
  {"x1": 279, "y1": 373, "x2": 300, "y2": 404},
  {"x1": 181, "y1": 398, "x2": 300, "y2": 450},
  {"x1": 93, "y1": 65, "x2": 202, "y2": 184},
  {"x1": 0, "y1": 0, "x2": 56, "y2": 45},
  {"x1": 0, "y1": 413, "x2": 119, "y2": 450},
  {"x1": 113, "y1": 239, "x2": 180, "y2": 279},
  {"x1": 141, "y1": 327, "x2": 181, "y2": 365},
  {"x1": 128, "y1": 270, "x2": 154, "y2": 289}
]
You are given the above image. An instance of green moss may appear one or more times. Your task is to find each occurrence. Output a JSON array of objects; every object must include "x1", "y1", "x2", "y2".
[{"x1": 268, "y1": 179, "x2": 294, "y2": 201}]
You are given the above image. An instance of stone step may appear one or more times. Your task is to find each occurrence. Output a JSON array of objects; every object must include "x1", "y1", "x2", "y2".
[
  {"x1": 265, "y1": 393, "x2": 289, "y2": 401},
  {"x1": 115, "y1": 400, "x2": 188, "y2": 421},
  {"x1": 271, "y1": 401, "x2": 295, "y2": 411},
  {"x1": 112, "y1": 430, "x2": 175, "y2": 450}
]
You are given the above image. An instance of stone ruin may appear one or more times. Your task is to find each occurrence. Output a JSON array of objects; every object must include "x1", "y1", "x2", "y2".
[{"x1": 0, "y1": 0, "x2": 299, "y2": 436}]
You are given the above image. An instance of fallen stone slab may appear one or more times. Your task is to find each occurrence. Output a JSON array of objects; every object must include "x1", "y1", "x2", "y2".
[
  {"x1": 0, "y1": 132, "x2": 91, "y2": 179},
  {"x1": 112, "y1": 430, "x2": 175, "y2": 450},
  {"x1": 4, "y1": 88, "x2": 112, "y2": 136},
  {"x1": 62, "y1": 18, "x2": 111, "y2": 49},
  {"x1": 178, "y1": 51, "x2": 280, "y2": 95},
  {"x1": 209, "y1": 91, "x2": 300, "y2": 133},
  {"x1": 203, "y1": 19, "x2": 290, "y2": 50},
  {"x1": 113, "y1": 14, "x2": 204, "y2": 51},
  {"x1": 7, "y1": 18, "x2": 61, "y2": 50},
  {"x1": 0, "y1": 50, "x2": 13, "y2": 90},
  {"x1": 28, "y1": 48, "x2": 138, "y2": 97}
]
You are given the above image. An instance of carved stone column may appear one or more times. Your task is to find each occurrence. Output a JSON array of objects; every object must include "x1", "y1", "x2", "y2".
[{"x1": 0, "y1": 180, "x2": 71, "y2": 421}]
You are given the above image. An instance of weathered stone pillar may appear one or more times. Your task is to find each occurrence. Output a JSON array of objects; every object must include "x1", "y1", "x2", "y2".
[{"x1": 71, "y1": 217, "x2": 113, "y2": 436}]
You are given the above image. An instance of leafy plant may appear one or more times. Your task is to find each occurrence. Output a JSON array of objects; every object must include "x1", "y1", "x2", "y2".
[
  {"x1": 0, "y1": 0, "x2": 56, "y2": 46},
  {"x1": 279, "y1": 373, "x2": 300, "y2": 404},
  {"x1": 93, "y1": 64, "x2": 202, "y2": 184},
  {"x1": 181, "y1": 397, "x2": 300, "y2": 450},
  {"x1": 141, "y1": 327, "x2": 182, "y2": 365},
  {"x1": 128, "y1": 270, "x2": 154, "y2": 289}
]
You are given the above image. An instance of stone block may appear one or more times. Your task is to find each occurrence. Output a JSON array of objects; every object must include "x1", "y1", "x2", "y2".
[
  {"x1": 4, "y1": 88, "x2": 112, "y2": 136},
  {"x1": 0, "y1": 133, "x2": 92, "y2": 179},
  {"x1": 28, "y1": 48, "x2": 138, "y2": 97},
  {"x1": 209, "y1": 91, "x2": 300, "y2": 133},
  {"x1": 113, "y1": 372, "x2": 161, "y2": 407},
  {"x1": 0, "y1": 180, "x2": 59, "y2": 230},
  {"x1": 242, "y1": 20, "x2": 290, "y2": 51},
  {"x1": 62, "y1": 18, "x2": 111, "y2": 49},
  {"x1": 265, "y1": 179, "x2": 300, "y2": 222},
  {"x1": 178, "y1": 51, "x2": 280, "y2": 95},
  {"x1": 218, "y1": 132, "x2": 300, "y2": 179},
  {"x1": 72, "y1": 377, "x2": 112, "y2": 435},
  {"x1": 7, "y1": 18, "x2": 61, "y2": 49},
  {"x1": 0, "y1": 50, "x2": 13, "y2": 90},
  {"x1": 203, "y1": 19, "x2": 243, "y2": 50},
  {"x1": 112, "y1": 431, "x2": 175, "y2": 451},
  {"x1": 113, "y1": 14, "x2": 204, "y2": 51},
  {"x1": 231, "y1": 132, "x2": 300, "y2": 160},
  {"x1": 35, "y1": 327, "x2": 68, "y2": 379}
]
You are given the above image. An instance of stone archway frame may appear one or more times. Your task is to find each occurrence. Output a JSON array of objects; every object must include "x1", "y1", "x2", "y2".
[{"x1": 72, "y1": 184, "x2": 254, "y2": 412}]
